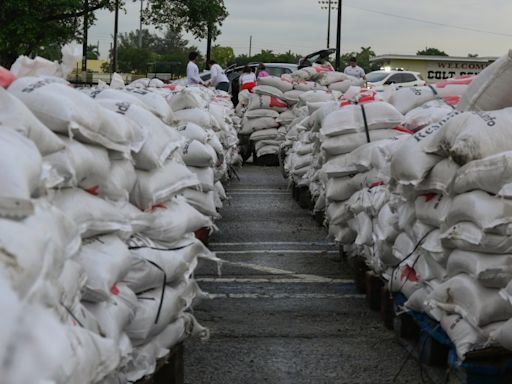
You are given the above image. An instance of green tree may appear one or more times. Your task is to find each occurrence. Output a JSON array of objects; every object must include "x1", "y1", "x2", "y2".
[
  {"x1": 340, "y1": 46, "x2": 376, "y2": 73},
  {"x1": 144, "y1": 0, "x2": 228, "y2": 61},
  {"x1": 0, "y1": 0, "x2": 119, "y2": 67},
  {"x1": 87, "y1": 44, "x2": 100, "y2": 59},
  {"x1": 212, "y1": 45, "x2": 235, "y2": 67},
  {"x1": 417, "y1": 47, "x2": 448, "y2": 56}
]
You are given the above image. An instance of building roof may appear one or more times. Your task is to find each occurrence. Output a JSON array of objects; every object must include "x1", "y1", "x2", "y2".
[{"x1": 370, "y1": 54, "x2": 497, "y2": 63}]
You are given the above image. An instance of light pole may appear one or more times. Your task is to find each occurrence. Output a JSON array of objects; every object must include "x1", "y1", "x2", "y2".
[
  {"x1": 335, "y1": 0, "x2": 342, "y2": 71},
  {"x1": 318, "y1": 0, "x2": 337, "y2": 49}
]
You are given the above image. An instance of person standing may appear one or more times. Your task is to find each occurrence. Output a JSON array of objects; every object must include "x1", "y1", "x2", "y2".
[
  {"x1": 344, "y1": 57, "x2": 366, "y2": 80},
  {"x1": 256, "y1": 63, "x2": 269, "y2": 79},
  {"x1": 239, "y1": 65, "x2": 257, "y2": 92},
  {"x1": 186, "y1": 51, "x2": 205, "y2": 86},
  {"x1": 208, "y1": 60, "x2": 230, "y2": 92}
]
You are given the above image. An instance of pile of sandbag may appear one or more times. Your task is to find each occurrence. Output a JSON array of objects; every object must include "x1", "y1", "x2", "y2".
[
  {"x1": 235, "y1": 64, "x2": 362, "y2": 163},
  {"x1": 323, "y1": 51, "x2": 512, "y2": 362},
  {"x1": 0, "y1": 58, "x2": 238, "y2": 382}
]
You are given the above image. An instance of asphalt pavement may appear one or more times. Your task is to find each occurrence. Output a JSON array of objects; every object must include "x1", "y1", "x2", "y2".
[{"x1": 184, "y1": 164, "x2": 436, "y2": 384}]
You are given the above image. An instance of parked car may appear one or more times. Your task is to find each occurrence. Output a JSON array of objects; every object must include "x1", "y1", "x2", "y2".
[{"x1": 366, "y1": 70, "x2": 426, "y2": 91}]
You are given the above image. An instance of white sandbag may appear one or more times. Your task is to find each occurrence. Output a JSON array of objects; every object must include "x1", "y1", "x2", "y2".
[
  {"x1": 321, "y1": 128, "x2": 408, "y2": 157},
  {"x1": 298, "y1": 90, "x2": 334, "y2": 105},
  {"x1": 458, "y1": 50, "x2": 512, "y2": 111},
  {"x1": 215, "y1": 181, "x2": 227, "y2": 200},
  {"x1": 426, "y1": 274, "x2": 512, "y2": 327},
  {"x1": 77, "y1": 234, "x2": 136, "y2": 302},
  {"x1": 453, "y1": 151, "x2": 512, "y2": 195},
  {"x1": 124, "y1": 237, "x2": 212, "y2": 293},
  {"x1": 414, "y1": 193, "x2": 452, "y2": 227},
  {"x1": 174, "y1": 108, "x2": 218, "y2": 130},
  {"x1": 446, "y1": 190, "x2": 512, "y2": 231},
  {"x1": 427, "y1": 108, "x2": 512, "y2": 165},
  {"x1": 55, "y1": 326, "x2": 121, "y2": 384},
  {"x1": 416, "y1": 158, "x2": 459, "y2": 195},
  {"x1": 490, "y1": 318, "x2": 512, "y2": 352},
  {"x1": 388, "y1": 86, "x2": 438, "y2": 114},
  {"x1": 107, "y1": 159, "x2": 137, "y2": 200},
  {"x1": 247, "y1": 94, "x2": 288, "y2": 112},
  {"x1": 1, "y1": 298, "x2": 72, "y2": 384},
  {"x1": 126, "y1": 280, "x2": 198, "y2": 346},
  {"x1": 97, "y1": 99, "x2": 181, "y2": 170},
  {"x1": 374, "y1": 203, "x2": 399, "y2": 243},
  {"x1": 327, "y1": 79, "x2": 352, "y2": 93},
  {"x1": 317, "y1": 71, "x2": 349, "y2": 86},
  {"x1": 130, "y1": 160, "x2": 200, "y2": 210},
  {"x1": 326, "y1": 201, "x2": 351, "y2": 225},
  {"x1": 43, "y1": 137, "x2": 110, "y2": 189},
  {"x1": 253, "y1": 85, "x2": 284, "y2": 98},
  {"x1": 293, "y1": 81, "x2": 327, "y2": 92},
  {"x1": 257, "y1": 76, "x2": 293, "y2": 92},
  {"x1": 325, "y1": 170, "x2": 381, "y2": 202},
  {"x1": 9, "y1": 77, "x2": 139, "y2": 153},
  {"x1": 320, "y1": 102, "x2": 403, "y2": 137},
  {"x1": 57, "y1": 259, "x2": 86, "y2": 309},
  {"x1": 442, "y1": 222, "x2": 512, "y2": 254},
  {"x1": 402, "y1": 99, "x2": 454, "y2": 132},
  {"x1": 447, "y1": 249, "x2": 512, "y2": 288},
  {"x1": 277, "y1": 110, "x2": 297, "y2": 125},
  {"x1": 0, "y1": 128, "x2": 42, "y2": 200},
  {"x1": 176, "y1": 122, "x2": 208, "y2": 143},
  {"x1": 257, "y1": 145, "x2": 280, "y2": 157},
  {"x1": 88, "y1": 87, "x2": 147, "y2": 107},
  {"x1": 181, "y1": 189, "x2": 219, "y2": 218},
  {"x1": 96, "y1": 106, "x2": 146, "y2": 154},
  {"x1": 121, "y1": 87, "x2": 175, "y2": 124},
  {"x1": 188, "y1": 166, "x2": 215, "y2": 191},
  {"x1": 142, "y1": 197, "x2": 212, "y2": 243},
  {"x1": 244, "y1": 109, "x2": 280, "y2": 119},
  {"x1": 0, "y1": 88, "x2": 64, "y2": 155},
  {"x1": 49, "y1": 188, "x2": 131, "y2": 238},
  {"x1": 390, "y1": 113, "x2": 459, "y2": 185},
  {"x1": 180, "y1": 139, "x2": 215, "y2": 167},
  {"x1": 129, "y1": 78, "x2": 164, "y2": 88},
  {"x1": 389, "y1": 263, "x2": 422, "y2": 298},
  {"x1": 441, "y1": 314, "x2": 498, "y2": 360},
  {"x1": 241, "y1": 117, "x2": 279, "y2": 134},
  {"x1": 283, "y1": 90, "x2": 305, "y2": 104},
  {"x1": 0, "y1": 200, "x2": 80, "y2": 299},
  {"x1": 250, "y1": 128, "x2": 279, "y2": 141},
  {"x1": 84, "y1": 284, "x2": 138, "y2": 340},
  {"x1": 168, "y1": 89, "x2": 207, "y2": 111}
]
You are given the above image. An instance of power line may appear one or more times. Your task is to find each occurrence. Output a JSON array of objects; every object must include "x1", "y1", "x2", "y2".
[{"x1": 344, "y1": 4, "x2": 512, "y2": 37}]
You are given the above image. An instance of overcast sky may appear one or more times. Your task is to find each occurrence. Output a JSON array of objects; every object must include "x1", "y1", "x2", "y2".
[{"x1": 89, "y1": 0, "x2": 512, "y2": 59}]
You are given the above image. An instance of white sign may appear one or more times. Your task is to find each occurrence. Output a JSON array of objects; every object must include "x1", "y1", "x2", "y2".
[{"x1": 426, "y1": 61, "x2": 491, "y2": 81}]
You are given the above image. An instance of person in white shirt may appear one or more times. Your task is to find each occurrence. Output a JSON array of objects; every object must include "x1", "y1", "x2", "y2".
[
  {"x1": 186, "y1": 51, "x2": 205, "y2": 86},
  {"x1": 344, "y1": 57, "x2": 366, "y2": 80},
  {"x1": 239, "y1": 65, "x2": 257, "y2": 92},
  {"x1": 207, "y1": 60, "x2": 229, "y2": 92}
]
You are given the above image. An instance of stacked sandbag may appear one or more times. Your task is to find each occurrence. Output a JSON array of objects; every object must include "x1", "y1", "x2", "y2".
[
  {"x1": 242, "y1": 81, "x2": 291, "y2": 158},
  {"x1": 0, "y1": 66, "x2": 234, "y2": 382}
]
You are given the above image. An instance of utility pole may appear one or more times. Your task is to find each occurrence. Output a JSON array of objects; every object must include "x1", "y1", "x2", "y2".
[
  {"x1": 206, "y1": 23, "x2": 213, "y2": 63},
  {"x1": 335, "y1": 0, "x2": 342, "y2": 71},
  {"x1": 138, "y1": 0, "x2": 143, "y2": 49},
  {"x1": 113, "y1": 0, "x2": 119, "y2": 73},
  {"x1": 249, "y1": 35, "x2": 252, "y2": 57},
  {"x1": 82, "y1": 0, "x2": 89, "y2": 72},
  {"x1": 318, "y1": 0, "x2": 337, "y2": 49}
]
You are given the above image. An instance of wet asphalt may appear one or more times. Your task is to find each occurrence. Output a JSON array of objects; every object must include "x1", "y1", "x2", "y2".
[{"x1": 184, "y1": 164, "x2": 439, "y2": 384}]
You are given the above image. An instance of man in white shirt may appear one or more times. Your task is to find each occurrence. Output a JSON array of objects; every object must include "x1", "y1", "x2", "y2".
[
  {"x1": 207, "y1": 60, "x2": 230, "y2": 92},
  {"x1": 186, "y1": 51, "x2": 205, "y2": 86},
  {"x1": 344, "y1": 57, "x2": 366, "y2": 80}
]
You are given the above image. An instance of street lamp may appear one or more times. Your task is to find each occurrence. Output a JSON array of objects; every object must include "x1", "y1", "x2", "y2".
[{"x1": 318, "y1": 0, "x2": 338, "y2": 49}]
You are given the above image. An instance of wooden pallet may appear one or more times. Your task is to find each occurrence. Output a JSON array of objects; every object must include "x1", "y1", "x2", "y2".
[{"x1": 136, "y1": 343, "x2": 184, "y2": 384}]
